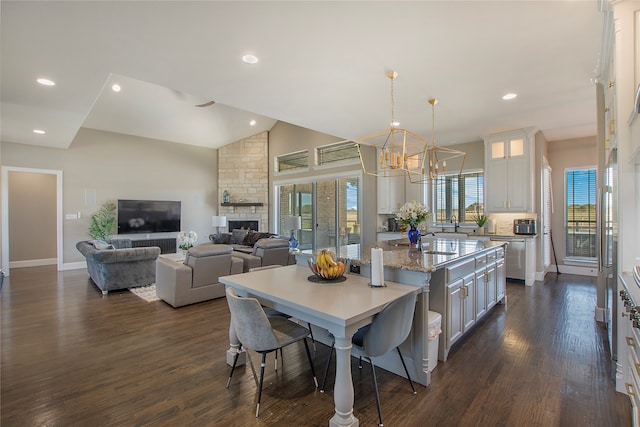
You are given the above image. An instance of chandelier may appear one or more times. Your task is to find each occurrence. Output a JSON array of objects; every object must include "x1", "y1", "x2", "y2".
[
  {"x1": 355, "y1": 71, "x2": 428, "y2": 178},
  {"x1": 406, "y1": 98, "x2": 466, "y2": 183}
]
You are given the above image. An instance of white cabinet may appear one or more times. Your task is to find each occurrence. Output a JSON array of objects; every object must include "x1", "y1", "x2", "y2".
[
  {"x1": 618, "y1": 274, "x2": 640, "y2": 424},
  {"x1": 474, "y1": 254, "x2": 488, "y2": 319},
  {"x1": 430, "y1": 247, "x2": 507, "y2": 361},
  {"x1": 447, "y1": 278, "x2": 464, "y2": 346},
  {"x1": 443, "y1": 258, "x2": 476, "y2": 349},
  {"x1": 486, "y1": 249, "x2": 499, "y2": 309},
  {"x1": 404, "y1": 178, "x2": 425, "y2": 205},
  {"x1": 377, "y1": 172, "x2": 426, "y2": 215},
  {"x1": 377, "y1": 175, "x2": 405, "y2": 214},
  {"x1": 484, "y1": 128, "x2": 536, "y2": 213},
  {"x1": 447, "y1": 272, "x2": 475, "y2": 348},
  {"x1": 496, "y1": 247, "x2": 506, "y2": 302}
]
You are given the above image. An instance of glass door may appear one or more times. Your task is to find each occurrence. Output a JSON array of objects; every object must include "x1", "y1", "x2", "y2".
[
  {"x1": 276, "y1": 176, "x2": 360, "y2": 252},
  {"x1": 278, "y1": 183, "x2": 313, "y2": 250}
]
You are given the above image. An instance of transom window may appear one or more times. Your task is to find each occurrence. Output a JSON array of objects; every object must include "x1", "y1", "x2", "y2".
[
  {"x1": 432, "y1": 172, "x2": 484, "y2": 223},
  {"x1": 316, "y1": 141, "x2": 360, "y2": 166},
  {"x1": 275, "y1": 150, "x2": 309, "y2": 173}
]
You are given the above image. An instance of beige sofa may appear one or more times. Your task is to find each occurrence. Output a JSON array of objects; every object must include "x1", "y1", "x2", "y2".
[
  {"x1": 155, "y1": 244, "x2": 243, "y2": 308},
  {"x1": 231, "y1": 238, "x2": 295, "y2": 272}
]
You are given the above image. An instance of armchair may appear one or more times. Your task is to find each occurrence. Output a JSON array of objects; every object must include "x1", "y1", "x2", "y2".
[
  {"x1": 230, "y1": 238, "x2": 295, "y2": 272},
  {"x1": 155, "y1": 244, "x2": 243, "y2": 308}
]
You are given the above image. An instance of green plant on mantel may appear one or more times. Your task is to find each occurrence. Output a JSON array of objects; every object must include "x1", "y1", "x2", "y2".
[{"x1": 88, "y1": 202, "x2": 117, "y2": 240}]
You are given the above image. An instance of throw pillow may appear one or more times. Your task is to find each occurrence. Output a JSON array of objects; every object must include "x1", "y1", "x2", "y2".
[
  {"x1": 242, "y1": 231, "x2": 275, "y2": 247},
  {"x1": 231, "y1": 229, "x2": 249, "y2": 245},
  {"x1": 92, "y1": 240, "x2": 114, "y2": 250}
]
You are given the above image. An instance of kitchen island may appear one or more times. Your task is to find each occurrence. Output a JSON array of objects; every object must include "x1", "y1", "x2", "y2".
[{"x1": 299, "y1": 236, "x2": 507, "y2": 387}]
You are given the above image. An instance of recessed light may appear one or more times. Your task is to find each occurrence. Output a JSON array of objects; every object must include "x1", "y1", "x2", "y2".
[
  {"x1": 249, "y1": 120, "x2": 257, "y2": 126},
  {"x1": 112, "y1": 84, "x2": 121, "y2": 92},
  {"x1": 242, "y1": 54, "x2": 259, "y2": 64},
  {"x1": 502, "y1": 93, "x2": 517, "y2": 100},
  {"x1": 37, "y1": 78, "x2": 55, "y2": 86},
  {"x1": 33, "y1": 129, "x2": 46, "y2": 134}
]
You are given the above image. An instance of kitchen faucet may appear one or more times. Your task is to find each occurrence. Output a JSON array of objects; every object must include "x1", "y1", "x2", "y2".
[{"x1": 450, "y1": 215, "x2": 459, "y2": 233}]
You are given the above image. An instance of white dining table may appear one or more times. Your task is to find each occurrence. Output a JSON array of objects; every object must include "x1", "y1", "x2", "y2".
[{"x1": 219, "y1": 264, "x2": 419, "y2": 427}]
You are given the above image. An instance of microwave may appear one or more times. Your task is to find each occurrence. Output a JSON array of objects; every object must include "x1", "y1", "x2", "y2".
[{"x1": 513, "y1": 219, "x2": 537, "y2": 235}]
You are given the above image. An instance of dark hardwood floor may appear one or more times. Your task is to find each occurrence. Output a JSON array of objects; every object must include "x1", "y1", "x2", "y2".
[{"x1": 1, "y1": 266, "x2": 631, "y2": 426}]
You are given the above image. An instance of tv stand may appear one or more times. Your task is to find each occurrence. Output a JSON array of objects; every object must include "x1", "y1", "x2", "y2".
[{"x1": 130, "y1": 238, "x2": 176, "y2": 254}]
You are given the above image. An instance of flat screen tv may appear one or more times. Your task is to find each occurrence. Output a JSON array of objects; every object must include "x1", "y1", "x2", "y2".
[{"x1": 117, "y1": 199, "x2": 181, "y2": 234}]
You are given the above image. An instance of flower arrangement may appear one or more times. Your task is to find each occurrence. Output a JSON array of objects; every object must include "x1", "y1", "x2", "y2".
[
  {"x1": 178, "y1": 230, "x2": 198, "y2": 251},
  {"x1": 396, "y1": 200, "x2": 431, "y2": 228}
]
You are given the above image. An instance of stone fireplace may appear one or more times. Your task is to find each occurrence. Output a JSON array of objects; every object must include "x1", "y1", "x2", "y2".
[
  {"x1": 228, "y1": 220, "x2": 259, "y2": 231},
  {"x1": 218, "y1": 131, "x2": 269, "y2": 232}
]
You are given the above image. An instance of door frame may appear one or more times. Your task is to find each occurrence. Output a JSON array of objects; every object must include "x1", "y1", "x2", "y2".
[{"x1": 1, "y1": 166, "x2": 63, "y2": 276}]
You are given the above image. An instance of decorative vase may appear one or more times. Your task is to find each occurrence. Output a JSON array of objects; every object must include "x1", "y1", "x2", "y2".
[{"x1": 407, "y1": 225, "x2": 420, "y2": 245}]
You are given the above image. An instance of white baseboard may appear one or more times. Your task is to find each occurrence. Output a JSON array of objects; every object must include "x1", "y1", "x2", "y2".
[
  {"x1": 9, "y1": 258, "x2": 57, "y2": 268},
  {"x1": 594, "y1": 305, "x2": 607, "y2": 322},
  {"x1": 543, "y1": 265, "x2": 597, "y2": 277},
  {"x1": 62, "y1": 261, "x2": 87, "y2": 271}
]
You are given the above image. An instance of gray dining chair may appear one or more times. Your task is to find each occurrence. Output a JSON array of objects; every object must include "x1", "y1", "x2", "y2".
[
  {"x1": 320, "y1": 291, "x2": 417, "y2": 427},
  {"x1": 225, "y1": 287, "x2": 318, "y2": 417},
  {"x1": 249, "y1": 264, "x2": 316, "y2": 358}
]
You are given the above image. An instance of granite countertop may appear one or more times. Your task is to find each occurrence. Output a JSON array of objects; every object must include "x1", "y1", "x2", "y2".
[
  {"x1": 302, "y1": 237, "x2": 507, "y2": 273},
  {"x1": 377, "y1": 231, "x2": 536, "y2": 239}
]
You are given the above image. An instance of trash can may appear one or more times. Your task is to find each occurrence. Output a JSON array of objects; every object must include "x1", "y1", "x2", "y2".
[{"x1": 427, "y1": 311, "x2": 442, "y2": 372}]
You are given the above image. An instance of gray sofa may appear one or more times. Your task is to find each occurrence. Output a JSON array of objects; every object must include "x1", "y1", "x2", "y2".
[
  {"x1": 76, "y1": 239, "x2": 161, "y2": 295},
  {"x1": 155, "y1": 244, "x2": 243, "y2": 307}
]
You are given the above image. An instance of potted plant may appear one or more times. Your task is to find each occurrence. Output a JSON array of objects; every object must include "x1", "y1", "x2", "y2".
[
  {"x1": 473, "y1": 213, "x2": 488, "y2": 235},
  {"x1": 88, "y1": 202, "x2": 117, "y2": 240}
]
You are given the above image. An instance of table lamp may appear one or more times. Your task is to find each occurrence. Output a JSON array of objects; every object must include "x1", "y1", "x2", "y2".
[
  {"x1": 211, "y1": 215, "x2": 227, "y2": 238},
  {"x1": 284, "y1": 215, "x2": 302, "y2": 249}
]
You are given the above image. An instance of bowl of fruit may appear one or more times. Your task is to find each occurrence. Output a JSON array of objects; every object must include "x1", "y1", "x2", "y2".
[{"x1": 308, "y1": 249, "x2": 346, "y2": 281}]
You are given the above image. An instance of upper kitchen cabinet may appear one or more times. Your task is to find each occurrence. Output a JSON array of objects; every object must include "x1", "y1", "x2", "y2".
[
  {"x1": 483, "y1": 128, "x2": 536, "y2": 213},
  {"x1": 377, "y1": 174, "x2": 426, "y2": 214},
  {"x1": 377, "y1": 174, "x2": 405, "y2": 214}
]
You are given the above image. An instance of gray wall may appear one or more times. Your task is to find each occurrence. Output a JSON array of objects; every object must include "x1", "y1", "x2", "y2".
[
  {"x1": 2, "y1": 128, "x2": 218, "y2": 264},
  {"x1": 268, "y1": 121, "x2": 377, "y2": 247}
]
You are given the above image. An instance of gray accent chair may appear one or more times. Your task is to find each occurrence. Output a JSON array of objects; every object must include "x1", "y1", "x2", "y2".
[
  {"x1": 231, "y1": 238, "x2": 295, "y2": 272},
  {"x1": 156, "y1": 244, "x2": 243, "y2": 308},
  {"x1": 225, "y1": 287, "x2": 318, "y2": 417},
  {"x1": 76, "y1": 239, "x2": 161, "y2": 295},
  {"x1": 320, "y1": 291, "x2": 418, "y2": 427}
]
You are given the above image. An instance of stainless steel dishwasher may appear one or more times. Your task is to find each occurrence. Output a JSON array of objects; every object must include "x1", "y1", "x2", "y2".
[{"x1": 490, "y1": 237, "x2": 526, "y2": 281}]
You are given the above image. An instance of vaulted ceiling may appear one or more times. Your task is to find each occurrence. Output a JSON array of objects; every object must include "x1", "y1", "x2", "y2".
[{"x1": 1, "y1": 1, "x2": 605, "y2": 151}]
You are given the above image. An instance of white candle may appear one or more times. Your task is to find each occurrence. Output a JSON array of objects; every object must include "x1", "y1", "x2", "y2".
[{"x1": 371, "y1": 247, "x2": 385, "y2": 287}]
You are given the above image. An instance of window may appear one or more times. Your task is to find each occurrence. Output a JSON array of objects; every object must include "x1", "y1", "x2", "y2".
[
  {"x1": 432, "y1": 172, "x2": 484, "y2": 223},
  {"x1": 275, "y1": 150, "x2": 309, "y2": 173},
  {"x1": 565, "y1": 168, "x2": 596, "y2": 258},
  {"x1": 316, "y1": 141, "x2": 360, "y2": 167}
]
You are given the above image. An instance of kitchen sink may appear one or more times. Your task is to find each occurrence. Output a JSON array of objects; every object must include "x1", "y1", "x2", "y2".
[{"x1": 423, "y1": 250, "x2": 457, "y2": 255}]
